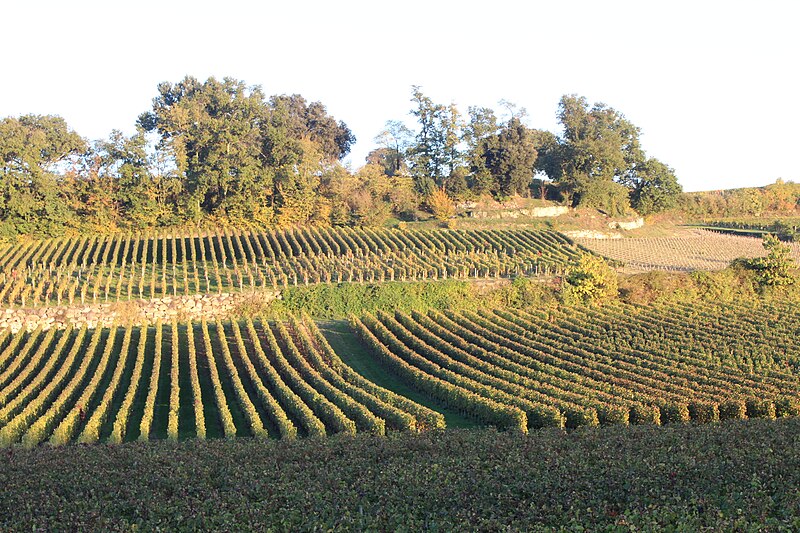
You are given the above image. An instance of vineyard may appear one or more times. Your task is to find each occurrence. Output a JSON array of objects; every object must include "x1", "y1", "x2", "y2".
[
  {"x1": 0, "y1": 315, "x2": 443, "y2": 447},
  {"x1": 0, "y1": 227, "x2": 582, "y2": 307},
  {"x1": 352, "y1": 299, "x2": 800, "y2": 432},
  {"x1": 575, "y1": 228, "x2": 800, "y2": 271}
]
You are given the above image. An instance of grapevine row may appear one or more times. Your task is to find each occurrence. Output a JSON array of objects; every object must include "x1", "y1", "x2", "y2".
[
  {"x1": 0, "y1": 227, "x2": 582, "y2": 306},
  {"x1": 0, "y1": 317, "x2": 438, "y2": 446},
  {"x1": 352, "y1": 306, "x2": 800, "y2": 429}
]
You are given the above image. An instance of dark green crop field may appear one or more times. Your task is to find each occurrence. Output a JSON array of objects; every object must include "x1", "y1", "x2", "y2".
[{"x1": 1, "y1": 420, "x2": 799, "y2": 531}]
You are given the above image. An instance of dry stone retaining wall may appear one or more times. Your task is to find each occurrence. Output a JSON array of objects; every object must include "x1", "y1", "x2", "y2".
[
  {"x1": 0, "y1": 291, "x2": 280, "y2": 332},
  {"x1": 469, "y1": 206, "x2": 570, "y2": 219}
]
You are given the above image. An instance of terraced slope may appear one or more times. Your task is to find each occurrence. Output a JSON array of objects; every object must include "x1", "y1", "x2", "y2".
[{"x1": 0, "y1": 227, "x2": 583, "y2": 306}]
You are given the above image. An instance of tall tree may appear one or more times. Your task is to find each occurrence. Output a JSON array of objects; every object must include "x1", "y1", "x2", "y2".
[
  {"x1": 138, "y1": 76, "x2": 273, "y2": 221},
  {"x1": 0, "y1": 115, "x2": 85, "y2": 235},
  {"x1": 555, "y1": 94, "x2": 644, "y2": 210},
  {"x1": 139, "y1": 76, "x2": 354, "y2": 224},
  {"x1": 478, "y1": 118, "x2": 538, "y2": 199},
  {"x1": 373, "y1": 120, "x2": 413, "y2": 176},
  {"x1": 407, "y1": 87, "x2": 463, "y2": 195},
  {"x1": 625, "y1": 157, "x2": 682, "y2": 215},
  {"x1": 463, "y1": 106, "x2": 499, "y2": 194}
]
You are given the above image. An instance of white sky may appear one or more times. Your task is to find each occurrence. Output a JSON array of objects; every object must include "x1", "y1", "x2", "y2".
[{"x1": 1, "y1": 0, "x2": 797, "y2": 192}]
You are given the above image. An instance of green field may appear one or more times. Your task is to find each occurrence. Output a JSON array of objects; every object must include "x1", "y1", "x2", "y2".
[{"x1": 1, "y1": 420, "x2": 799, "y2": 530}]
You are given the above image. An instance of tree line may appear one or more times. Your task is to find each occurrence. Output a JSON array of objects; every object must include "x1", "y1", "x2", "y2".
[{"x1": 1, "y1": 76, "x2": 683, "y2": 237}]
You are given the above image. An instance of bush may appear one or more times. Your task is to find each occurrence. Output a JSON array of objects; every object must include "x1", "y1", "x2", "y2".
[
  {"x1": 562, "y1": 254, "x2": 618, "y2": 305},
  {"x1": 660, "y1": 402, "x2": 690, "y2": 424},
  {"x1": 775, "y1": 397, "x2": 800, "y2": 418},
  {"x1": 630, "y1": 404, "x2": 661, "y2": 425},
  {"x1": 428, "y1": 188, "x2": 455, "y2": 221},
  {"x1": 739, "y1": 234, "x2": 796, "y2": 288},
  {"x1": 597, "y1": 404, "x2": 630, "y2": 426},
  {"x1": 271, "y1": 280, "x2": 486, "y2": 319},
  {"x1": 688, "y1": 401, "x2": 720, "y2": 424},
  {"x1": 719, "y1": 399, "x2": 748, "y2": 421},
  {"x1": 746, "y1": 398, "x2": 777, "y2": 420}
]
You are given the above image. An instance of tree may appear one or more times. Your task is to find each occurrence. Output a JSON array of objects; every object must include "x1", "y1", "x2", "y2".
[
  {"x1": 562, "y1": 254, "x2": 618, "y2": 304},
  {"x1": 626, "y1": 157, "x2": 682, "y2": 215},
  {"x1": 478, "y1": 118, "x2": 538, "y2": 199},
  {"x1": 407, "y1": 87, "x2": 463, "y2": 194},
  {"x1": 373, "y1": 120, "x2": 414, "y2": 176},
  {"x1": 138, "y1": 76, "x2": 274, "y2": 220},
  {"x1": 463, "y1": 106, "x2": 499, "y2": 195},
  {"x1": 0, "y1": 115, "x2": 86, "y2": 235},
  {"x1": 87, "y1": 129, "x2": 183, "y2": 228},
  {"x1": 550, "y1": 94, "x2": 644, "y2": 212},
  {"x1": 138, "y1": 76, "x2": 354, "y2": 224},
  {"x1": 741, "y1": 234, "x2": 796, "y2": 287}
]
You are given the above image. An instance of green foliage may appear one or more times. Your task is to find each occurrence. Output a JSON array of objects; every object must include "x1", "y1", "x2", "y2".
[
  {"x1": 687, "y1": 401, "x2": 720, "y2": 423},
  {"x1": 659, "y1": 402, "x2": 690, "y2": 424},
  {"x1": 272, "y1": 280, "x2": 481, "y2": 319},
  {"x1": 495, "y1": 276, "x2": 557, "y2": 308},
  {"x1": 576, "y1": 179, "x2": 631, "y2": 216},
  {"x1": 407, "y1": 87, "x2": 463, "y2": 190},
  {"x1": 0, "y1": 115, "x2": 86, "y2": 235},
  {"x1": 719, "y1": 399, "x2": 748, "y2": 420},
  {"x1": 562, "y1": 254, "x2": 618, "y2": 304},
  {"x1": 740, "y1": 234, "x2": 796, "y2": 287},
  {"x1": 3, "y1": 422, "x2": 800, "y2": 530},
  {"x1": 553, "y1": 95, "x2": 643, "y2": 209},
  {"x1": 619, "y1": 267, "x2": 759, "y2": 306},
  {"x1": 679, "y1": 179, "x2": 800, "y2": 219},
  {"x1": 746, "y1": 398, "x2": 777, "y2": 420},
  {"x1": 473, "y1": 117, "x2": 538, "y2": 199},
  {"x1": 627, "y1": 157, "x2": 682, "y2": 215}
]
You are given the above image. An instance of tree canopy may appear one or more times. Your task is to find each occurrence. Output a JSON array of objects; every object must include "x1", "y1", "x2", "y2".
[{"x1": 0, "y1": 78, "x2": 693, "y2": 237}]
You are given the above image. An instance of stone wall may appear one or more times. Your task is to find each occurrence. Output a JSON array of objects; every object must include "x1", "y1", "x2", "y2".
[
  {"x1": 0, "y1": 290, "x2": 280, "y2": 332},
  {"x1": 609, "y1": 217, "x2": 645, "y2": 230},
  {"x1": 468, "y1": 206, "x2": 570, "y2": 219},
  {"x1": 563, "y1": 230, "x2": 623, "y2": 240}
]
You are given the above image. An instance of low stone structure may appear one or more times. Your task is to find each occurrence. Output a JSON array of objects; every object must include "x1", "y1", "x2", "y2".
[
  {"x1": 608, "y1": 217, "x2": 645, "y2": 230},
  {"x1": 469, "y1": 206, "x2": 570, "y2": 219},
  {"x1": 563, "y1": 230, "x2": 623, "y2": 240},
  {"x1": 0, "y1": 290, "x2": 280, "y2": 332}
]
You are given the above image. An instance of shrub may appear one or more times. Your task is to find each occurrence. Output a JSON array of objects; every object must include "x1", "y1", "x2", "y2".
[
  {"x1": 746, "y1": 398, "x2": 776, "y2": 420},
  {"x1": 630, "y1": 404, "x2": 661, "y2": 425},
  {"x1": 428, "y1": 188, "x2": 456, "y2": 221},
  {"x1": 597, "y1": 404, "x2": 630, "y2": 426},
  {"x1": 562, "y1": 254, "x2": 618, "y2": 305},
  {"x1": 660, "y1": 402, "x2": 690, "y2": 424},
  {"x1": 688, "y1": 401, "x2": 720, "y2": 424},
  {"x1": 719, "y1": 399, "x2": 748, "y2": 420},
  {"x1": 774, "y1": 397, "x2": 800, "y2": 418}
]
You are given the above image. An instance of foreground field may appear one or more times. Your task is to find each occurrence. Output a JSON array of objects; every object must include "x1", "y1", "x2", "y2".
[
  {"x1": 354, "y1": 299, "x2": 800, "y2": 430},
  {"x1": 1, "y1": 420, "x2": 798, "y2": 530},
  {"x1": 575, "y1": 228, "x2": 800, "y2": 271},
  {"x1": 0, "y1": 227, "x2": 580, "y2": 306}
]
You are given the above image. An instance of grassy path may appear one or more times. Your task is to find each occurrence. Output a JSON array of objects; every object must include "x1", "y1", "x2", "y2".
[{"x1": 317, "y1": 320, "x2": 477, "y2": 429}]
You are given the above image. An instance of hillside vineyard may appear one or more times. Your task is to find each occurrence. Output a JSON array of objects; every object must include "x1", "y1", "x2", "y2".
[
  {"x1": 0, "y1": 227, "x2": 582, "y2": 307},
  {"x1": 0, "y1": 299, "x2": 798, "y2": 445},
  {"x1": 0, "y1": 315, "x2": 443, "y2": 447},
  {"x1": 353, "y1": 300, "x2": 800, "y2": 432}
]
